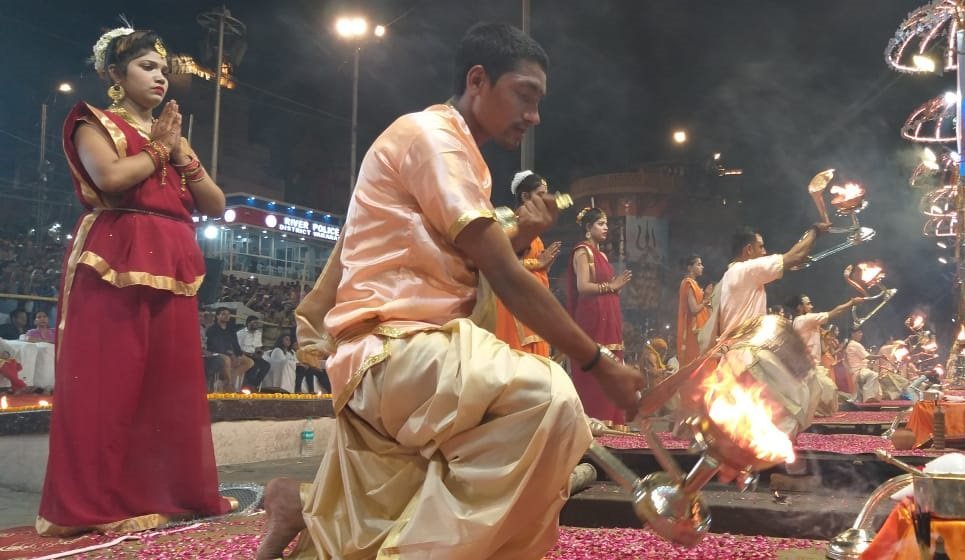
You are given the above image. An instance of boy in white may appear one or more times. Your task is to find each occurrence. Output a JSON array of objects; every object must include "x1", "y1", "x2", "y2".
[
  {"x1": 788, "y1": 294, "x2": 859, "y2": 415},
  {"x1": 844, "y1": 329, "x2": 882, "y2": 402}
]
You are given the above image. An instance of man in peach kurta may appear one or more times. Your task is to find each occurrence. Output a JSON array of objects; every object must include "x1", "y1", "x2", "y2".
[{"x1": 257, "y1": 23, "x2": 646, "y2": 560}]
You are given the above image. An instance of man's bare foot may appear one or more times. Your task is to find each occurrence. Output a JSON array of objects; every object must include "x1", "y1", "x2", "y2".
[{"x1": 256, "y1": 477, "x2": 307, "y2": 560}]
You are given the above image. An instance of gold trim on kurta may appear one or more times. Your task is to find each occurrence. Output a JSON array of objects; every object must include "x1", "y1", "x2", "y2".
[
  {"x1": 333, "y1": 339, "x2": 391, "y2": 414},
  {"x1": 373, "y1": 325, "x2": 409, "y2": 338},
  {"x1": 86, "y1": 104, "x2": 128, "y2": 156},
  {"x1": 605, "y1": 343, "x2": 625, "y2": 352},
  {"x1": 57, "y1": 212, "x2": 99, "y2": 358},
  {"x1": 448, "y1": 209, "x2": 495, "y2": 241},
  {"x1": 76, "y1": 251, "x2": 204, "y2": 296}
]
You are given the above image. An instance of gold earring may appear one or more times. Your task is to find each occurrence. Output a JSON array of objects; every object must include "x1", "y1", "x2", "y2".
[
  {"x1": 108, "y1": 83, "x2": 125, "y2": 104},
  {"x1": 585, "y1": 232, "x2": 591, "y2": 240}
]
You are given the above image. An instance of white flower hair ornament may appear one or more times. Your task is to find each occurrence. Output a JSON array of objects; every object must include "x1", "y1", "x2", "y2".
[
  {"x1": 510, "y1": 170, "x2": 535, "y2": 196},
  {"x1": 92, "y1": 27, "x2": 136, "y2": 75}
]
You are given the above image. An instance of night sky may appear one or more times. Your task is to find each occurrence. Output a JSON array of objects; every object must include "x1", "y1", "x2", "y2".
[{"x1": 0, "y1": 0, "x2": 954, "y2": 345}]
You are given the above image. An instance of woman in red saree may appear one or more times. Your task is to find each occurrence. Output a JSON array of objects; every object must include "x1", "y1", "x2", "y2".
[
  {"x1": 676, "y1": 255, "x2": 710, "y2": 367},
  {"x1": 494, "y1": 171, "x2": 560, "y2": 357},
  {"x1": 37, "y1": 27, "x2": 231, "y2": 536},
  {"x1": 566, "y1": 208, "x2": 633, "y2": 424}
]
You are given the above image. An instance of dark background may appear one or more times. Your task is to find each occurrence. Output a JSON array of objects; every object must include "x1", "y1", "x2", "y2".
[{"x1": 0, "y1": 0, "x2": 951, "y2": 346}]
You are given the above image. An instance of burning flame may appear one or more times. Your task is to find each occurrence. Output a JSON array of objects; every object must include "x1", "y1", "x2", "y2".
[
  {"x1": 830, "y1": 182, "x2": 866, "y2": 204},
  {"x1": 922, "y1": 340, "x2": 938, "y2": 353},
  {"x1": 701, "y1": 349, "x2": 795, "y2": 464},
  {"x1": 856, "y1": 262, "x2": 884, "y2": 286},
  {"x1": 241, "y1": 388, "x2": 252, "y2": 395},
  {"x1": 957, "y1": 325, "x2": 965, "y2": 342},
  {"x1": 893, "y1": 346, "x2": 910, "y2": 362},
  {"x1": 907, "y1": 314, "x2": 925, "y2": 331},
  {"x1": 935, "y1": 365, "x2": 946, "y2": 377},
  {"x1": 0, "y1": 396, "x2": 6, "y2": 410}
]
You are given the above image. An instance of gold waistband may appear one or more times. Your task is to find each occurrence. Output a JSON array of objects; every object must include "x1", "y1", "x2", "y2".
[{"x1": 334, "y1": 320, "x2": 421, "y2": 346}]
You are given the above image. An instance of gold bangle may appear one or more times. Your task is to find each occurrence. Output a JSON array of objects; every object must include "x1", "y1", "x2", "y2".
[
  {"x1": 143, "y1": 146, "x2": 160, "y2": 170},
  {"x1": 172, "y1": 155, "x2": 199, "y2": 169}
]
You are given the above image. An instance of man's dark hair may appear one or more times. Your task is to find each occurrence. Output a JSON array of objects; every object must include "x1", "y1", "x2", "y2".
[
  {"x1": 731, "y1": 226, "x2": 761, "y2": 259},
  {"x1": 513, "y1": 171, "x2": 545, "y2": 204},
  {"x1": 453, "y1": 22, "x2": 549, "y2": 95},
  {"x1": 245, "y1": 315, "x2": 259, "y2": 326},
  {"x1": 785, "y1": 294, "x2": 807, "y2": 312}
]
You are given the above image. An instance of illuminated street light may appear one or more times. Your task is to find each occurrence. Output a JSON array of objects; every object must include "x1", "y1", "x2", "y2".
[
  {"x1": 672, "y1": 130, "x2": 687, "y2": 144},
  {"x1": 335, "y1": 15, "x2": 385, "y2": 191},
  {"x1": 912, "y1": 54, "x2": 937, "y2": 73},
  {"x1": 336, "y1": 16, "x2": 369, "y2": 38},
  {"x1": 57, "y1": 82, "x2": 73, "y2": 93}
]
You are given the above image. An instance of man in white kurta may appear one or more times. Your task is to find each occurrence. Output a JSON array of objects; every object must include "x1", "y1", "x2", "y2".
[
  {"x1": 788, "y1": 294, "x2": 857, "y2": 415},
  {"x1": 715, "y1": 226, "x2": 822, "y2": 339},
  {"x1": 844, "y1": 329, "x2": 882, "y2": 402}
]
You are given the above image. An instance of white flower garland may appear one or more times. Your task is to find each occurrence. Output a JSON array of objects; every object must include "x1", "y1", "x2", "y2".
[
  {"x1": 510, "y1": 169, "x2": 534, "y2": 196},
  {"x1": 92, "y1": 27, "x2": 135, "y2": 74}
]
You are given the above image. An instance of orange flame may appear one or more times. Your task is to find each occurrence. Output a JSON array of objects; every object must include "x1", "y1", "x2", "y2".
[
  {"x1": 922, "y1": 340, "x2": 938, "y2": 353},
  {"x1": 856, "y1": 262, "x2": 884, "y2": 286},
  {"x1": 935, "y1": 365, "x2": 946, "y2": 377},
  {"x1": 830, "y1": 182, "x2": 866, "y2": 205},
  {"x1": 38, "y1": 400, "x2": 50, "y2": 407},
  {"x1": 908, "y1": 314, "x2": 925, "y2": 330},
  {"x1": 0, "y1": 396, "x2": 6, "y2": 410},
  {"x1": 701, "y1": 349, "x2": 795, "y2": 464},
  {"x1": 893, "y1": 346, "x2": 910, "y2": 362},
  {"x1": 957, "y1": 325, "x2": 965, "y2": 342}
]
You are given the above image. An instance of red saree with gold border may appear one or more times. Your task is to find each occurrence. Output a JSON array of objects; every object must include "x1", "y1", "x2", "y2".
[{"x1": 37, "y1": 102, "x2": 228, "y2": 536}]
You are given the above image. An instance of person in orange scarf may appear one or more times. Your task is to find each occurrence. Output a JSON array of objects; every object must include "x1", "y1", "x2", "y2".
[
  {"x1": 494, "y1": 170, "x2": 561, "y2": 357},
  {"x1": 676, "y1": 254, "x2": 710, "y2": 366}
]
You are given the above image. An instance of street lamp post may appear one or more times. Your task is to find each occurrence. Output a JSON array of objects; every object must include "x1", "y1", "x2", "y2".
[
  {"x1": 351, "y1": 45, "x2": 360, "y2": 191},
  {"x1": 336, "y1": 16, "x2": 383, "y2": 191},
  {"x1": 520, "y1": 0, "x2": 534, "y2": 170},
  {"x1": 36, "y1": 82, "x2": 74, "y2": 238},
  {"x1": 197, "y1": 6, "x2": 246, "y2": 183}
]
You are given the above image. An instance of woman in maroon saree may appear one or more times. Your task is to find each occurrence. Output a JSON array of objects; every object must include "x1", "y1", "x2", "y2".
[
  {"x1": 37, "y1": 27, "x2": 231, "y2": 536},
  {"x1": 566, "y1": 208, "x2": 633, "y2": 424}
]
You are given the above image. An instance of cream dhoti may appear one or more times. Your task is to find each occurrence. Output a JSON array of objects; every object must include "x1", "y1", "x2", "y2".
[{"x1": 288, "y1": 319, "x2": 592, "y2": 560}]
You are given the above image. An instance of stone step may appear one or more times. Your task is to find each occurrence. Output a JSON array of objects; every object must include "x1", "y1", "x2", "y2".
[
  {"x1": 561, "y1": 481, "x2": 888, "y2": 541},
  {"x1": 593, "y1": 447, "x2": 922, "y2": 494}
]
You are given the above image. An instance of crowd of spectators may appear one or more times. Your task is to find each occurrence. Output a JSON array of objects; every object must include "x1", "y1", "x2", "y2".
[
  {"x1": 0, "y1": 235, "x2": 65, "y2": 297},
  {"x1": 217, "y1": 274, "x2": 308, "y2": 328}
]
